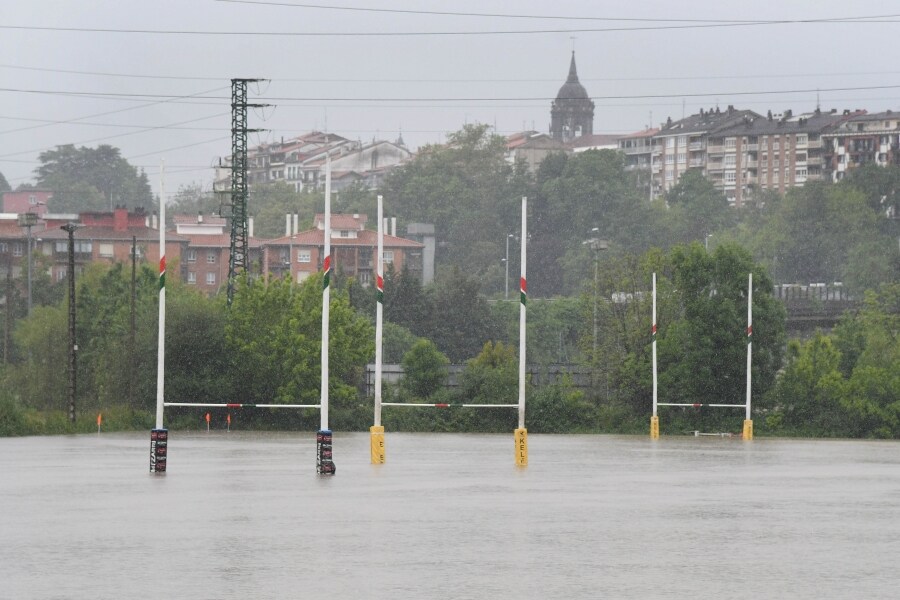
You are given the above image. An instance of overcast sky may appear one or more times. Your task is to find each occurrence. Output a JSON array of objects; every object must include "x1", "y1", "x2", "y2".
[{"x1": 3, "y1": 0, "x2": 900, "y2": 201}]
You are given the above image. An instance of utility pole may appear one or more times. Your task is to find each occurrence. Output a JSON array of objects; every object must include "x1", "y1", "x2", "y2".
[
  {"x1": 226, "y1": 78, "x2": 269, "y2": 306},
  {"x1": 130, "y1": 235, "x2": 137, "y2": 408},
  {"x1": 61, "y1": 222, "x2": 80, "y2": 423}
]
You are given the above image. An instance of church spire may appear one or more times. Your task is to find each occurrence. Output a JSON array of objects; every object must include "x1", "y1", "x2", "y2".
[{"x1": 567, "y1": 51, "x2": 579, "y2": 84}]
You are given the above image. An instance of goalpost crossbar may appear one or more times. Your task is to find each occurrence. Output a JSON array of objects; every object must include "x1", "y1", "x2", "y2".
[
  {"x1": 163, "y1": 402, "x2": 321, "y2": 409},
  {"x1": 380, "y1": 403, "x2": 519, "y2": 409},
  {"x1": 657, "y1": 403, "x2": 747, "y2": 408}
]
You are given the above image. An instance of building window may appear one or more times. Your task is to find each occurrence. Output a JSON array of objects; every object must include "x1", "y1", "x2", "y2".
[
  {"x1": 677, "y1": 153, "x2": 686, "y2": 164},
  {"x1": 677, "y1": 136, "x2": 687, "y2": 146},
  {"x1": 725, "y1": 155, "x2": 736, "y2": 167},
  {"x1": 383, "y1": 251, "x2": 394, "y2": 264},
  {"x1": 187, "y1": 272, "x2": 196, "y2": 285},
  {"x1": 666, "y1": 137, "x2": 675, "y2": 149},
  {"x1": 298, "y1": 250, "x2": 311, "y2": 263},
  {"x1": 13, "y1": 243, "x2": 23, "y2": 257},
  {"x1": 725, "y1": 171, "x2": 737, "y2": 183},
  {"x1": 339, "y1": 230, "x2": 350, "y2": 238},
  {"x1": 725, "y1": 137, "x2": 736, "y2": 149},
  {"x1": 206, "y1": 272, "x2": 216, "y2": 285},
  {"x1": 187, "y1": 249, "x2": 197, "y2": 262},
  {"x1": 28, "y1": 195, "x2": 37, "y2": 205},
  {"x1": 795, "y1": 153, "x2": 807, "y2": 163},
  {"x1": 773, "y1": 141, "x2": 780, "y2": 151},
  {"x1": 665, "y1": 168, "x2": 674, "y2": 181},
  {"x1": 206, "y1": 252, "x2": 216, "y2": 264},
  {"x1": 0, "y1": 242, "x2": 7, "y2": 253},
  {"x1": 796, "y1": 168, "x2": 808, "y2": 180},
  {"x1": 56, "y1": 268, "x2": 66, "y2": 282},
  {"x1": 796, "y1": 134, "x2": 808, "y2": 146},
  {"x1": 99, "y1": 243, "x2": 114, "y2": 258},
  {"x1": 665, "y1": 154, "x2": 674, "y2": 165}
]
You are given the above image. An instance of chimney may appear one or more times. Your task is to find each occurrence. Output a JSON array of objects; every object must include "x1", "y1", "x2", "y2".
[
  {"x1": 391, "y1": 217, "x2": 397, "y2": 237},
  {"x1": 248, "y1": 216, "x2": 254, "y2": 238},
  {"x1": 198, "y1": 212, "x2": 203, "y2": 224},
  {"x1": 293, "y1": 214, "x2": 299, "y2": 235},
  {"x1": 152, "y1": 212, "x2": 158, "y2": 230},
  {"x1": 383, "y1": 217, "x2": 388, "y2": 235},
  {"x1": 145, "y1": 215, "x2": 150, "y2": 228},
  {"x1": 113, "y1": 206, "x2": 128, "y2": 232},
  {"x1": 285, "y1": 214, "x2": 291, "y2": 237}
]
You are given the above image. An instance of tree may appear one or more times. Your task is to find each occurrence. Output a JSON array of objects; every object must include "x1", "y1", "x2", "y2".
[
  {"x1": 380, "y1": 124, "x2": 530, "y2": 288},
  {"x1": 0, "y1": 170, "x2": 10, "y2": 193},
  {"x1": 423, "y1": 267, "x2": 502, "y2": 362},
  {"x1": 168, "y1": 183, "x2": 221, "y2": 220},
  {"x1": 664, "y1": 169, "x2": 735, "y2": 244},
  {"x1": 225, "y1": 274, "x2": 374, "y2": 410},
  {"x1": 249, "y1": 182, "x2": 321, "y2": 238},
  {"x1": 401, "y1": 339, "x2": 449, "y2": 399},
  {"x1": 36, "y1": 144, "x2": 153, "y2": 212},
  {"x1": 657, "y1": 243, "x2": 785, "y2": 424}
]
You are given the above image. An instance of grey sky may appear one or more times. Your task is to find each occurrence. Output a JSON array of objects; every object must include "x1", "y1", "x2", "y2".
[{"x1": 2, "y1": 0, "x2": 899, "y2": 200}]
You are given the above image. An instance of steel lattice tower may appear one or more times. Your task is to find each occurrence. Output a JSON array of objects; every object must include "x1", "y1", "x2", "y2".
[{"x1": 227, "y1": 78, "x2": 267, "y2": 306}]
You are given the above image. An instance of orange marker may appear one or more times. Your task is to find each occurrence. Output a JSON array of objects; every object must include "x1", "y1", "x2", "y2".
[
  {"x1": 205, "y1": 412, "x2": 211, "y2": 432},
  {"x1": 227, "y1": 413, "x2": 231, "y2": 432},
  {"x1": 97, "y1": 413, "x2": 102, "y2": 434}
]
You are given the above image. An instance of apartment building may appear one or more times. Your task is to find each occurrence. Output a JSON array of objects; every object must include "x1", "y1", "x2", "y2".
[
  {"x1": 707, "y1": 109, "x2": 858, "y2": 206},
  {"x1": 214, "y1": 131, "x2": 412, "y2": 194},
  {"x1": 262, "y1": 213, "x2": 425, "y2": 287},
  {"x1": 823, "y1": 111, "x2": 900, "y2": 182},
  {"x1": 652, "y1": 106, "x2": 761, "y2": 198},
  {"x1": 174, "y1": 213, "x2": 263, "y2": 295}
]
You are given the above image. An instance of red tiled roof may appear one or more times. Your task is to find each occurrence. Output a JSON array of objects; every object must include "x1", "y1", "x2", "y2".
[
  {"x1": 619, "y1": 128, "x2": 659, "y2": 139},
  {"x1": 36, "y1": 226, "x2": 190, "y2": 242},
  {"x1": 313, "y1": 213, "x2": 368, "y2": 230}
]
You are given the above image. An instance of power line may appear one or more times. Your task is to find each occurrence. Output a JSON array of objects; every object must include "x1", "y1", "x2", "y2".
[
  {"x1": 4, "y1": 82, "x2": 900, "y2": 104},
  {"x1": 213, "y1": 1, "x2": 900, "y2": 25},
  {"x1": 0, "y1": 85, "x2": 229, "y2": 135},
  {"x1": 0, "y1": 113, "x2": 228, "y2": 131},
  {"x1": 2, "y1": 16, "x2": 899, "y2": 37},
  {"x1": 4, "y1": 62, "x2": 900, "y2": 85}
]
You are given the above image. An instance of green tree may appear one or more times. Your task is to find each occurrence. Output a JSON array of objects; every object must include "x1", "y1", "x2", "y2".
[
  {"x1": 381, "y1": 124, "x2": 530, "y2": 287},
  {"x1": 36, "y1": 144, "x2": 153, "y2": 212},
  {"x1": 424, "y1": 267, "x2": 502, "y2": 362},
  {"x1": 168, "y1": 183, "x2": 221, "y2": 220},
  {"x1": 657, "y1": 243, "x2": 785, "y2": 423},
  {"x1": 664, "y1": 169, "x2": 735, "y2": 245},
  {"x1": 401, "y1": 339, "x2": 449, "y2": 398},
  {"x1": 0, "y1": 170, "x2": 10, "y2": 193},
  {"x1": 225, "y1": 274, "x2": 373, "y2": 410}
]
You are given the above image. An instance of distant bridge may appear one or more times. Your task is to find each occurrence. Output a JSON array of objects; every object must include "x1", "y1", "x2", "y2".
[{"x1": 776, "y1": 284, "x2": 859, "y2": 331}]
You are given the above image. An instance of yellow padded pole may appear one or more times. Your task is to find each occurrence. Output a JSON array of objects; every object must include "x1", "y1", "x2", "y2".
[
  {"x1": 370, "y1": 425, "x2": 385, "y2": 464},
  {"x1": 514, "y1": 428, "x2": 528, "y2": 466},
  {"x1": 742, "y1": 419, "x2": 753, "y2": 441},
  {"x1": 650, "y1": 416, "x2": 659, "y2": 439}
]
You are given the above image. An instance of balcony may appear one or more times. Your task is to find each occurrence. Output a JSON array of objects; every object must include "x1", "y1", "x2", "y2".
[
  {"x1": 707, "y1": 144, "x2": 724, "y2": 154},
  {"x1": 689, "y1": 159, "x2": 704, "y2": 168},
  {"x1": 689, "y1": 141, "x2": 705, "y2": 151}
]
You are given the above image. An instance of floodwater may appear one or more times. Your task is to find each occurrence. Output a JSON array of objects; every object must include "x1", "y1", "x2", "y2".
[{"x1": 1, "y1": 432, "x2": 899, "y2": 599}]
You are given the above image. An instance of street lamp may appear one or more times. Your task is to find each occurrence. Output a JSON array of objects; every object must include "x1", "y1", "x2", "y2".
[
  {"x1": 504, "y1": 233, "x2": 515, "y2": 300},
  {"x1": 60, "y1": 222, "x2": 81, "y2": 423},
  {"x1": 582, "y1": 229, "x2": 609, "y2": 383}
]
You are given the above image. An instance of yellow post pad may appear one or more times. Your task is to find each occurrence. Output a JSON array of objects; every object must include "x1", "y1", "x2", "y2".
[
  {"x1": 742, "y1": 419, "x2": 753, "y2": 441},
  {"x1": 650, "y1": 415, "x2": 659, "y2": 439},
  {"x1": 514, "y1": 428, "x2": 528, "y2": 466},
  {"x1": 370, "y1": 425, "x2": 385, "y2": 464}
]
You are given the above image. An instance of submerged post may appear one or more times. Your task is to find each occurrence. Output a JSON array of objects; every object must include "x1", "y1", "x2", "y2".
[
  {"x1": 317, "y1": 153, "x2": 336, "y2": 475},
  {"x1": 743, "y1": 272, "x2": 753, "y2": 441},
  {"x1": 515, "y1": 197, "x2": 528, "y2": 466},
  {"x1": 370, "y1": 195, "x2": 386, "y2": 464},
  {"x1": 150, "y1": 161, "x2": 168, "y2": 473},
  {"x1": 650, "y1": 272, "x2": 659, "y2": 439}
]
